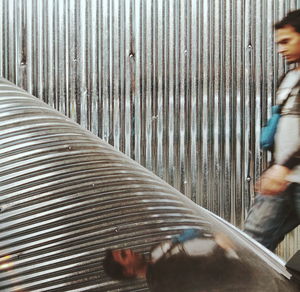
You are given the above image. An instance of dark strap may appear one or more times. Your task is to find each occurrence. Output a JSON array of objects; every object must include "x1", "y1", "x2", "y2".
[{"x1": 279, "y1": 78, "x2": 300, "y2": 113}]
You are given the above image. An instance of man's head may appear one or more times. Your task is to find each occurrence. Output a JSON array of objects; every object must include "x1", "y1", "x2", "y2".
[
  {"x1": 103, "y1": 248, "x2": 147, "y2": 280},
  {"x1": 275, "y1": 10, "x2": 300, "y2": 64}
]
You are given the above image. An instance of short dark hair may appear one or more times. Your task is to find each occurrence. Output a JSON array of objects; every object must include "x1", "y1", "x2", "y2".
[
  {"x1": 103, "y1": 249, "x2": 135, "y2": 281},
  {"x1": 275, "y1": 9, "x2": 300, "y2": 33}
]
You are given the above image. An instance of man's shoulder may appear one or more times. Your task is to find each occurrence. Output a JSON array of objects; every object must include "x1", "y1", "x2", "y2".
[
  {"x1": 279, "y1": 69, "x2": 300, "y2": 86},
  {"x1": 276, "y1": 69, "x2": 300, "y2": 104},
  {"x1": 150, "y1": 236, "x2": 217, "y2": 263},
  {"x1": 150, "y1": 229, "x2": 214, "y2": 260}
]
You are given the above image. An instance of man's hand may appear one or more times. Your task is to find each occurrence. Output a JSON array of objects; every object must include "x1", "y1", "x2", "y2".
[
  {"x1": 255, "y1": 164, "x2": 292, "y2": 195},
  {"x1": 215, "y1": 233, "x2": 235, "y2": 250},
  {"x1": 214, "y1": 233, "x2": 239, "y2": 259}
]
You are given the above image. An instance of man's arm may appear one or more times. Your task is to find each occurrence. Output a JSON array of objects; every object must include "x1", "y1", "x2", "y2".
[
  {"x1": 255, "y1": 147, "x2": 300, "y2": 195},
  {"x1": 282, "y1": 147, "x2": 300, "y2": 169}
]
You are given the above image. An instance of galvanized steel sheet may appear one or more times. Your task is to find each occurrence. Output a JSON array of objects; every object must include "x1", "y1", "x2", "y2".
[
  {"x1": 0, "y1": 77, "x2": 298, "y2": 292},
  {"x1": 0, "y1": 0, "x2": 299, "y2": 260}
]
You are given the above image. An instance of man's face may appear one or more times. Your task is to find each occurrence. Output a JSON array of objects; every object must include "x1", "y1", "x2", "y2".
[
  {"x1": 276, "y1": 25, "x2": 300, "y2": 63},
  {"x1": 112, "y1": 249, "x2": 144, "y2": 277}
]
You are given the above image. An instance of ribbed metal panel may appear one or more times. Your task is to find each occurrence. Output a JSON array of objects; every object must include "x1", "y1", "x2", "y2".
[
  {"x1": 1, "y1": 0, "x2": 299, "y2": 260},
  {"x1": 0, "y1": 77, "x2": 298, "y2": 292}
]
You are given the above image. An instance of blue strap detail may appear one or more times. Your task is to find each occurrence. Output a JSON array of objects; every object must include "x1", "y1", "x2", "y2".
[
  {"x1": 172, "y1": 229, "x2": 209, "y2": 244},
  {"x1": 260, "y1": 105, "x2": 281, "y2": 150}
]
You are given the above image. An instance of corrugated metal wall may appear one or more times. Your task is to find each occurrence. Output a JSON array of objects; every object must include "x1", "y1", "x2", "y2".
[
  {"x1": 0, "y1": 0, "x2": 299, "y2": 259},
  {"x1": 0, "y1": 77, "x2": 296, "y2": 291}
]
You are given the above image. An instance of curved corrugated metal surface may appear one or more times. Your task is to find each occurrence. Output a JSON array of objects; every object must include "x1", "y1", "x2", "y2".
[
  {"x1": 1, "y1": 0, "x2": 300, "y2": 261},
  {"x1": 0, "y1": 77, "x2": 298, "y2": 292}
]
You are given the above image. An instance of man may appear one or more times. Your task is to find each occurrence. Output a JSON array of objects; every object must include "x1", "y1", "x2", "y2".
[
  {"x1": 103, "y1": 229, "x2": 252, "y2": 292},
  {"x1": 244, "y1": 10, "x2": 300, "y2": 251}
]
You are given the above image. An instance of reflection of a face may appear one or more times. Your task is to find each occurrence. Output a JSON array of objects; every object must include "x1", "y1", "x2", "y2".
[
  {"x1": 112, "y1": 249, "x2": 143, "y2": 277},
  {"x1": 276, "y1": 25, "x2": 300, "y2": 64}
]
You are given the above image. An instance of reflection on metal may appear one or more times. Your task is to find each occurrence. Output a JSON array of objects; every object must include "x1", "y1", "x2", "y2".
[
  {"x1": 0, "y1": 0, "x2": 299, "y2": 260},
  {"x1": 0, "y1": 77, "x2": 298, "y2": 291},
  {"x1": 0, "y1": 255, "x2": 14, "y2": 271}
]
